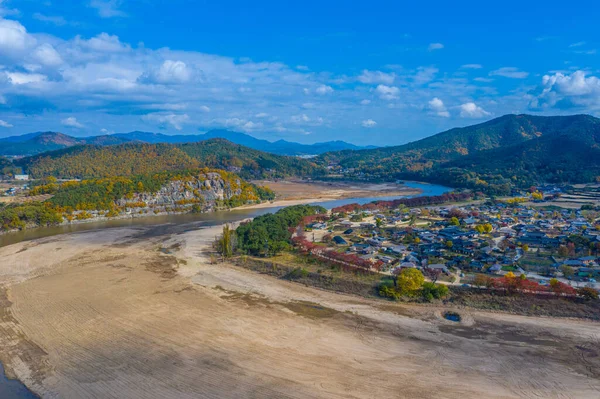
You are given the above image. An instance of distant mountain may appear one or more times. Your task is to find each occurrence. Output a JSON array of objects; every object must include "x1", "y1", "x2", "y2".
[
  {"x1": 17, "y1": 138, "x2": 326, "y2": 180},
  {"x1": 112, "y1": 129, "x2": 374, "y2": 155},
  {"x1": 0, "y1": 130, "x2": 373, "y2": 156},
  {"x1": 0, "y1": 132, "x2": 130, "y2": 156},
  {"x1": 318, "y1": 114, "x2": 600, "y2": 194}
]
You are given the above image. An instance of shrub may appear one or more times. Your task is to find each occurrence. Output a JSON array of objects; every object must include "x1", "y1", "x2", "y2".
[
  {"x1": 577, "y1": 287, "x2": 599, "y2": 301},
  {"x1": 421, "y1": 282, "x2": 450, "y2": 302}
]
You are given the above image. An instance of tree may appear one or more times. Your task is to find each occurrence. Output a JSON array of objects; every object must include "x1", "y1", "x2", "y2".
[
  {"x1": 560, "y1": 265, "x2": 575, "y2": 279},
  {"x1": 421, "y1": 282, "x2": 449, "y2": 302},
  {"x1": 522, "y1": 244, "x2": 529, "y2": 252},
  {"x1": 214, "y1": 224, "x2": 236, "y2": 259},
  {"x1": 375, "y1": 218, "x2": 383, "y2": 228},
  {"x1": 445, "y1": 240, "x2": 453, "y2": 249},
  {"x1": 450, "y1": 217, "x2": 460, "y2": 226},
  {"x1": 397, "y1": 268, "x2": 425, "y2": 295},
  {"x1": 473, "y1": 274, "x2": 490, "y2": 289},
  {"x1": 531, "y1": 191, "x2": 543, "y2": 201},
  {"x1": 577, "y1": 287, "x2": 599, "y2": 301},
  {"x1": 423, "y1": 267, "x2": 442, "y2": 283},
  {"x1": 483, "y1": 223, "x2": 493, "y2": 234},
  {"x1": 557, "y1": 245, "x2": 569, "y2": 257},
  {"x1": 409, "y1": 214, "x2": 417, "y2": 227}
]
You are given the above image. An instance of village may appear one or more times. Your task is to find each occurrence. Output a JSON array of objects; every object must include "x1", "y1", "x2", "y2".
[{"x1": 300, "y1": 194, "x2": 600, "y2": 291}]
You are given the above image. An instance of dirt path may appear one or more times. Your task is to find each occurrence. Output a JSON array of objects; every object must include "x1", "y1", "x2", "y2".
[{"x1": 0, "y1": 225, "x2": 599, "y2": 398}]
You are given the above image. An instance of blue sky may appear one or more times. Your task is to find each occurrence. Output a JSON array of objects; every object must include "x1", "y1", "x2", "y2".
[{"x1": 0, "y1": 0, "x2": 599, "y2": 145}]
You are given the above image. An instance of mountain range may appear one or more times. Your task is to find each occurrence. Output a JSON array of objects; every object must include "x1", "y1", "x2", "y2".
[
  {"x1": 5, "y1": 114, "x2": 600, "y2": 195},
  {"x1": 0, "y1": 130, "x2": 374, "y2": 157},
  {"x1": 317, "y1": 114, "x2": 600, "y2": 194}
]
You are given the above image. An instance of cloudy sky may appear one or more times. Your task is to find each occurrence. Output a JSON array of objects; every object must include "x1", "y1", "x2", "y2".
[{"x1": 0, "y1": 0, "x2": 598, "y2": 145}]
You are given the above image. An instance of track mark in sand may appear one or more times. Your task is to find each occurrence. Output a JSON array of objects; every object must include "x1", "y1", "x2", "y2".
[
  {"x1": 0, "y1": 287, "x2": 51, "y2": 389},
  {"x1": 215, "y1": 286, "x2": 342, "y2": 320},
  {"x1": 144, "y1": 256, "x2": 179, "y2": 279}
]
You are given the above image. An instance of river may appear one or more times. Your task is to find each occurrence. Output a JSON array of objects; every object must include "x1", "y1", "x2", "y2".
[
  {"x1": 0, "y1": 181, "x2": 451, "y2": 398},
  {"x1": 0, "y1": 182, "x2": 451, "y2": 249}
]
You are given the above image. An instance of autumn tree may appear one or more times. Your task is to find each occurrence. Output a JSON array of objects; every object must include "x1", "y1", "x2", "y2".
[
  {"x1": 214, "y1": 224, "x2": 237, "y2": 259},
  {"x1": 423, "y1": 267, "x2": 442, "y2": 283},
  {"x1": 397, "y1": 268, "x2": 425, "y2": 296}
]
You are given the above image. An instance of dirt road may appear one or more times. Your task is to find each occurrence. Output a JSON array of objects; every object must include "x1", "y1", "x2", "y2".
[{"x1": 0, "y1": 225, "x2": 599, "y2": 398}]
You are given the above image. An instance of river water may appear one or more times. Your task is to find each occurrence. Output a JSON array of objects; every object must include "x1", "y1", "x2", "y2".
[
  {"x1": 0, "y1": 181, "x2": 451, "y2": 397},
  {"x1": 0, "y1": 182, "x2": 451, "y2": 248}
]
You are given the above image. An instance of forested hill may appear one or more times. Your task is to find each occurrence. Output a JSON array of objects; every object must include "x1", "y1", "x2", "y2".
[
  {"x1": 317, "y1": 114, "x2": 600, "y2": 194},
  {"x1": 17, "y1": 139, "x2": 325, "y2": 179}
]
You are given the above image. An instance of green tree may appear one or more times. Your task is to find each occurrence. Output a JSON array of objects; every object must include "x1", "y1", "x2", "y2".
[
  {"x1": 450, "y1": 217, "x2": 460, "y2": 226},
  {"x1": 420, "y1": 282, "x2": 449, "y2": 302}
]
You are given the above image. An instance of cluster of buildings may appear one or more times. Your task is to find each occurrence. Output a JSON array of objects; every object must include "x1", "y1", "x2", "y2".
[{"x1": 308, "y1": 200, "x2": 600, "y2": 286}]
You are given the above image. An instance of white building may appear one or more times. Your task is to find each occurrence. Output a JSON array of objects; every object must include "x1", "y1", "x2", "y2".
[{"x1": 14, "y1": 175, "x2": 29, "y2": 181}]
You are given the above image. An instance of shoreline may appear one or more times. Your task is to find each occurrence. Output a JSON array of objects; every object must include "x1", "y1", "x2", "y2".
[
  {"x1": 0, "y1": 180, "x2": 426, "y2": 239},
  {"x1": 0, "y1": 223, "x2": 599, "y2": 397}
]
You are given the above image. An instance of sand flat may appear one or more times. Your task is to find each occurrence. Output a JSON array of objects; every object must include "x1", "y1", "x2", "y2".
[{"x1": 0, "y1": 226, "x2": 599, "y2": 398}]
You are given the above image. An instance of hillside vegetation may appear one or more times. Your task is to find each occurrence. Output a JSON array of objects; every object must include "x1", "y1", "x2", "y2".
[
  {"x1": 17, "y1": 139, "x2": 325, "y2": 180},
  {"x1": 1, "y1": 168, "x2": 275, "y2": 231},
  {"x1": 318, "y1": 114, "x2": 600, "y2": 194},
  {"x1": 0, "y1": 129, "x2": 372, "y2": 156}
]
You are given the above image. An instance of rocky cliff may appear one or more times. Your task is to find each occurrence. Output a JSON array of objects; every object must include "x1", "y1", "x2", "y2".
[{"x1": 114, "y1": 172, "x2": 250, "y2": 215}]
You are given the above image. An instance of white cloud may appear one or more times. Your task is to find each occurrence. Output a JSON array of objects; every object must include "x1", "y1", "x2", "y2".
[
  {"x1": 199, "y1": 105, "x2": 211, "y2": 112},
  {"x1": 255, "y1": 112, "x2": 269, "y2": 118},
  {"x1": 375, "y1": 84, "x2": 399, "y2": 100},
  {"x1": 89, "y1": 0, "x2": 127, "y2": 18},
  {"x1": 361, "y1": 119, "x2": 377, "y2": 128},
  {"x1": 76, "y1": 33, "x2": 130, "y2": 53},
  {"x1": 143, "y1": 113, "x2": 190, "y2": 130},
  {"x1": 296, "y1": 65, "x2": 309, "y2": 71},
  {"x1": 0, "y1": 18, "x2": 34, "y2": 54},
  {"x1": 428, "y1": 97, "x2": 450, "y2": 117},
  {"x1": 360, "y1": 99, "x2": 371, "y2": 105},
  {"x1": 291, "y1": 114, "x2": 324, "y2": 125},
  {"x1": 0, "y1": 119, "x2": 13, "y2": 128},
  {"x1": 0, "y1": 0, "x2": 19, "y2": 17},
  {"x1": 414, "y1": 67, "x2": 438, "y2": 84},
  {"x1": 428, "y1": 43, "x2": 444, "y2": 51},
  {"x1": 459, "y1": 102, "x2": 491, "y2": 118},
  {"x1": 61, "y1": 117, "x2": 84, "y2": 128},
  {"x1": 315, "y1": 84, "x2": 333, "y2": 95},
  {"x1": 5, "y1": 72, "x2": 47, "y2": 84},
  {"x1": 529, "y1": 70, "x2": 600, "y2": 110},
  {"x1": 139, "y1": 60, "x2": 198, "y2": 84},
  {"x1": 569, "y1": 41, "x2": 586, "y2": 48},
  {"x1": 32, "y1": 43, "x2": 64, "y2": 67},
  {"x1": 32, "y1": 13, "x2": 67, "y2": 26},
  {"x1": 358, "y1": 70, "x2": 395, "y2": 85},
  {"x1": 489, "y1": 67, "x2": 529, "y2": 79},
  {"x1": 474, "y1": 77, "x2": 494, "y2": 83},
  {"x1": 461, "y1": 64, "x2": 483, "y2": 69}
]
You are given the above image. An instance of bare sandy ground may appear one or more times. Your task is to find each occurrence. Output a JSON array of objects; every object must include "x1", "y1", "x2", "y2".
[
  {"x1": 0, "y1": 225, "x2": 599, "y2": 398},
  {"x1": 253, "y1": 180, "x2": 420, "y2": 201}
]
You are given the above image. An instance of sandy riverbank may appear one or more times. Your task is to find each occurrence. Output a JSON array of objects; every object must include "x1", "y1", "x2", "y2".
[
  {"x1": 254, "y1": 180, "x2": 422, "y2": 201},
  {"x1": 0, "y1": 224, "x2": 599, "y2": 398}
]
